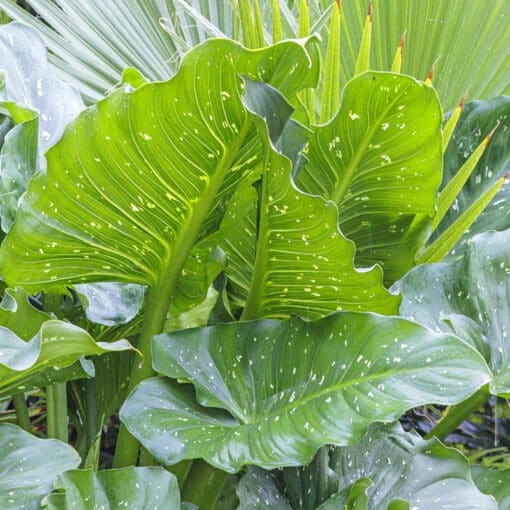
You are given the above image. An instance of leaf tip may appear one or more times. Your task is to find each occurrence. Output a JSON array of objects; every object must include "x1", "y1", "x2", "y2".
[
  {"x1": 367, "y1": 0, "x2": 372, "y2": 21},
  {"x1": 399, "y1": 29, "x2": 407, "y2": 51}
]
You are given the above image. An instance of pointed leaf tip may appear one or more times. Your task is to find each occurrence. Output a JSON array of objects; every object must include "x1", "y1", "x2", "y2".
[
  {"x1": 458, "y1": 91, "x2": 468, "y2": 108},
  {"x1": 426, "y1": 63, "x2": 435, "y2": 84},
  {"x1": 367, "y1": 0, "x2": 372, "y2": 20},
  {"x1": 483, "y1": 125, "x2": 498, "y2": 147},
  {"x1": 399, "y1": 30, "x2": 406, "y2": 51},
  {"x1": 335, "y1": 0, "x2": 341, "y2": 10}
]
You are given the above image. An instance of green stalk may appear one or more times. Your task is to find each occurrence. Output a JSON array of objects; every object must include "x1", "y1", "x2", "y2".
[
  {"x1": 114, "y1": 118, "x2": 253, "y2": 468},
  {"x1": 180, "y1": 460, "x2": 229, "y2": 509},
  {"x1": 112, "y1": 282, "x2": 174, "y2": 467},
  {"x1": 167, "y1": 459, "x2": 193, "y2": 488},
  {"x1": 46, "y1": 382, "x2": 68, "y2": 442},
  {"x1": 12, "y1": 393, "x2": 31, "y2": 432},
  {"x1": 425, "y1": 385, "x2": 490, "y2": 441}
]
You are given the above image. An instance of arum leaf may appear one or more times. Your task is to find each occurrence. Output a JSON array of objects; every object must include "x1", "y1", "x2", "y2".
[
  {"x1": 237, "y1": 468, "x2": 293, "y2": 509},
  {"x1": 328, "y1": 423, "x2": 497, "y2": 509},
  {"x1": 221, "y1": 81, "x2": 399, "y2": 320},
  {"x1": 397, "y1": 229, "x2": 510, "y2": 395},
  {"x1": 0, "y1": 424, "x2": 80, "y2": 510},
  {"x1": 0, "y1": 23, "x2": 83, "y2": 232},
  {"x1": 472, "y1": 466, "x2": 510, "y2": 510},
  {"x1": 0, "y1": 319, "x2": 133, "y2": 398},
  {"x1": 0, "y1": 38, "x2": 319, "y2": 318},
  {"x1": 75, "y1": 282, "x2": 146, "y2": 326},
  {"x1": 120, "y1": 312, "x2": 489, "y2": 472},
  {"x1": 42, "y1": 467, "x2": 182, "y2": 510},
  {"x1": 296, "y1": 72, "x2": 443, "y2": 283}
]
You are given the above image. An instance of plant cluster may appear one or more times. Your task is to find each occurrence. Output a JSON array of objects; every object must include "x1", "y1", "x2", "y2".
[{"x1": 0, "y1": 1, "x2": 509, "y2": 509}]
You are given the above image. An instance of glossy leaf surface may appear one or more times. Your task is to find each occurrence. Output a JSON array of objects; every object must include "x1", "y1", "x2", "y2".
[
  {"x1": 296, "y1": 72, "x2": 442, "y2": 282},
  {"x1": 397, "y1": 230, "x2": 510, "y2": 394},
  {"x1": 0, "y1": 424, "x2": 80, "y2": 510},
  {"x1": 327, "y1": 423, "x2": 497, "y2": 509},
  {"x1": 42, "y1": 467, "x2": 181, "y2": 510},
  {"x1": 121, "y1": 312, "x2": 489, "y2": 472},
  {"x1": 0, "y1": 38, "x2": 318, "y2": 317}
]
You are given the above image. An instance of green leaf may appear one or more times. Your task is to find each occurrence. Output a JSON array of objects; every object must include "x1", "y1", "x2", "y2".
[
  {"x1": 0, "y1": 318, "x2": 133, "y2": 398},
  {"x1": 0, "y1": 38, "x2": 319, "y2": 319},
  {"x1": 317, "y1": 478, "x2": 372, "y2": 510},
  {"x1": 75, "y1": 282, "x2": 145, "y2": 326},
  {"x1": 41, "y1": 466, "x2": 182, "y2": 510},
  {"x1": 397, "y1": 229, "x2": 510, "y2": 395},
  {"x1": 296, "y1": 72, "x2": 443, "y2": 283},
  {"x1": 0, "y1": 23, "x2": 83, "y2": 232},
  {"x1": 472, "y1": 466, "x2": 510, "y2": 510},
  {"x1": 0, "y1": 423, "x2": 80, "y2": 510},
  {"x1": 328, "y1": 423, "x2": 497, "y2": 509},
  {"x1": 219, "y1": 77, "x2": 399, "y2": 320},
  {"x1": 120, "y1": 312, "x2": 490, "y2": 472},
  {"x1": 433, "y1": 96, "x2": 510, "y2": 256},
  {"x1": 237, "y1": 468, "x2": 293, "y2": 509}
]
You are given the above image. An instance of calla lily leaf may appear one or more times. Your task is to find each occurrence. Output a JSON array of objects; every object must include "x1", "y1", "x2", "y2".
[
  {"x1": 120, "y1": 312, "x2": 489, "y2": 472},
  {"x1": 0, "y1": 424, "x2": 80, "y2": 510},
  {"x1": 397, "y1": 229, "x2": 510, "y2": 395}
]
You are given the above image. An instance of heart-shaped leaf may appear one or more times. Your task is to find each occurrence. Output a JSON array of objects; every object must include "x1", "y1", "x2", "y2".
[
  {"x1": 397, "y1": 229, "x2": 510, "y2": 394},
  {"x1": 0, "y1": 424, "x2": 80, "y2": 510},
  {"x1": 41, "y1": 467, "x2": 182, "y2": 510},
  {"x1": 327, "y1": 423, "x2": 496, "y2": 509},
  {"x1": 295, "y1": 72, "x2": 443, "y2": 282},
  {"x1": 120, "y1": 312, "x2": 489, "y2": 472},
  {"x1": 0, "y1": 38, "x2": 319, "y2": 315}
]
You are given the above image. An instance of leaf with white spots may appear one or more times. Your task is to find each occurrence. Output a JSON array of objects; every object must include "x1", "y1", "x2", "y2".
[
  {"x1": 327, "y1": 423, "x2": 497, "y2": 509},
  {"x1": 397, "y1": 229, "x2": 510, "y2": 395},
  {"x1": 221, "y1": 98, "x2": 400, "y2": 320},
  {"x1": 41, "y1": 467, "x2": 182, "y2": 510},
  {"x1": 0, "y1": 424, "x2": 80, "y2": 510},
  {"x1": 296, "y1": 72, "x2": 443, "y2": 283},
  {"x1": 120, "y1": 312, "x2": 490, "y2": 472},
  {"x1": 472, "y1": 465, "x2": 510, "y2": 510},
  {"x1": 0, "y1": 38, "x2": 319, "y2": 316}
]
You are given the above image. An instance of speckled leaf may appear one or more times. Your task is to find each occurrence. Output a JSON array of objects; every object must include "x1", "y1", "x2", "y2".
[
  {"x1": 328, "y1": 423, "x2": 496, "y2": 509},
  {"x1": 0, "y1": 318, "x2": 133, "y2": 398},
  {"x1": 0, "y1": 22, "x2": 83, "y2": 232},
  {"x1": 75, "y1": 282, "x2": 146, "y2": 326},
  {"x1": 295, "y1": 72, "x2": 443, "y2": 283},
  {"x1": 397, "y1": 229, "x2": 510, "y2": 395},
  {"x1": 120, "y1": 312, "x2": 489, "y2": 472},
  {"x1": 434, "y1": 97, "x2": 510, "y2": 256},
  {"x1": 237, "y1": 468, "x2": 293, "y2": 509},
  {"x1": 220, "y1": 100, "x2": 399, "y2": 320},
  {"x1": 472, "y1": 466, "x2": 510, "y2": 510},
  {"x1": 42, "y1": 467, "x2": 181, "y2": 510},
  {"x1": 0, "y1": 424, "x2": 80, "y2": 510},
  {"x1": 0, "y1": 38, "x2": 319, "y2": 316}
]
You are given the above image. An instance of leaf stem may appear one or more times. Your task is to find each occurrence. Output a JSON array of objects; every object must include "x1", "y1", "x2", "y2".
[
  {"x1": 12, "y1": 393, "x2": 31, "y2": 432},
  {"x1": 180, "y1": 460, "x2": 229, "y2": 509},
  {"x1": 425, "y1": 385, "x2": 490, "y2": 441},
  {"x1": 46, "y1": 382, "x2": 68, "y2": 442}
]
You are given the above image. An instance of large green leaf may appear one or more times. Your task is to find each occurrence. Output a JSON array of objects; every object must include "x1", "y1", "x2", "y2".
[
  {"x1": 0, "y1": 23, "x2": 83, "y2": 232},
  {"x1": 42, "y1": 466, "x2": 182, "y2": 510},
  {"x1": 120, "y1": 312, "x2": 490, "y2": 472},
  {"x1": 472, "y1": 466, "x2": 510, "y2": 510},
  {"x1": 433, "y1": 96, "x2": 510, "y2": 255},
  {"x1": 220, "y1": 92, "x2": 399, "y2": 319},
  {"x1": 0, "y1": 424, "x2": 80, "y2": 510},
  {"x1": 0, "y1": 38, "x2": 318, "y2": 318},
  {"x1": 397, "y1": 229, "x2": 510, "y2": 395},
  {"x1": 326, "y1": 423, "x2": 496, "y2": 509},
  {"x1": 295, "y1": 71, "x2": 442, "y2": 282}
]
